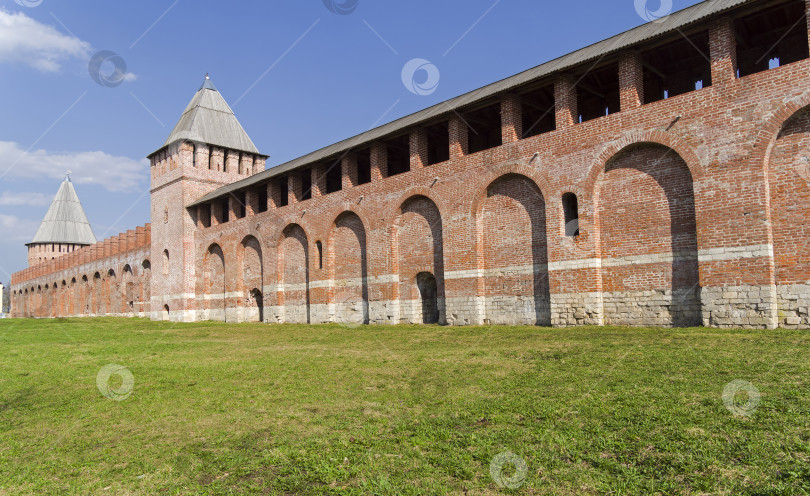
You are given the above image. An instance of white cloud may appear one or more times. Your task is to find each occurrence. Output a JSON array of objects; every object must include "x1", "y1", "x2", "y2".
[
  {"x1": 0, "y1": 141, "x2": 149, "y2": 192},
  {"x1": 0, "y1": 191, "x2": 51, "y2": 206},
  {"x1": 0, "y1": 214, "x2": 39, "y2": 243},
  {"x1": 0, "y1": 9, "x2": 91, "y2": 72}
]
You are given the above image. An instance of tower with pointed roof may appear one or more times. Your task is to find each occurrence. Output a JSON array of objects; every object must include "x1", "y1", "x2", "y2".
[
  {"x1": 26, "y1": 174, "x2": 97, "y2": 267},
  {"x1": 148, "y1": 75, "x2": 267, "y2": 321}
]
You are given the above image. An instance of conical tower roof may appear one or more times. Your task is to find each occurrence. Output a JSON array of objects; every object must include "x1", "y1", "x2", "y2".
[
  {"x1": 159, "y1": 75, "x2": 260, "y2": 154},
  {"x1": 27, "y1": 175, "x2": 97, "y2": 246}
]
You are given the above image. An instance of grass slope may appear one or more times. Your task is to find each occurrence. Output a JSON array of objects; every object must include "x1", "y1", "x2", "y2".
[{"x1": 0, "y1": 318, "x2": 808, "y2": 495}]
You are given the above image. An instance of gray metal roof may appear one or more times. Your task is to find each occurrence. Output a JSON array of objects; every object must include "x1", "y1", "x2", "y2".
[
  {"x1": 28, "y1": 176, "x2": 97, "y2": 246},
  {"x1": 158, "y1": 75, "x2": 260, "y2": 156},
  {"x1": 190, "y1": 0, "x2": 755, "y2": 207}
]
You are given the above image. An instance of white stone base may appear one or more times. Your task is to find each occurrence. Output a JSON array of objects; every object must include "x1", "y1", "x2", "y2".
[
  {"x1": 602, "y1": 288, "x2": 702, "y2": 327},
  {"x1": 776, "y1": 284, "x2": 810, "y2": 329},
  {"x1": 398, "y1": 297, "x2": 446, "y2": 324},
  {"x1": 701, "y1": 285, "x2": 778, "y2": 329},
  {"x1": 444, "y1": 296, "x2": 484, "y2": 326},
  {"x1": 551, "y1": 292, "x2": 604, "y2": 326},
  {"x1": 143, "y1": 284, "x2": 809, "y2": 329},
  {"x1": 478, "y1": 296, "x2": 551, "y2": 326},
  {"x1": 368, "y1": 300, "x2": 398, "y2": 325}
]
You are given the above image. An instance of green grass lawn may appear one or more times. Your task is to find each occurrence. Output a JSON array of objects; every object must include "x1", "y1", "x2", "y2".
[{"x1": 0, "y1": 318, "x2": 808, "y2": 495}]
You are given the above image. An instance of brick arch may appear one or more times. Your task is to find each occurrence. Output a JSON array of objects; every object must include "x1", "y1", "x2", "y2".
[
  {"x1": 326, "y1": 211, "x2": 369, "y2": 257},
  {"x1": 107, "y1": 268, "x2": 117, "y2": 315},
  {"x1": 384, "y1": 185, "x2": 446, "y2": 229},
  {"x1": 238, "y1": 234, "x2": 264, "y2": 323},
  {"x1": 103, "y1": 268, "x2": 117, "y2": 315},
  {"x1": 470, "y1": 162, "x2": 550, "y2": 219},
  {"x1": 33, "y1": 285, "x2": 40, "y2": 318},
  {"x1": 392, "y1": 194, "x2": 446, "y2": 324},
  {"x1": 585, "y1": 132, "x2": 704, "y2": 195},
  {"x1": 38, "y1": 285, "x2": 45, "y2": 316},
  {"x1": 54, "y1": 283, "x2": 61, "y2": 318},
  {"x1": 91, "y1": 272, "x2": 101, "y2": 315},
  {"x1": 122, "y1": 264, "x2": 135, "y2": 314},
  {"x1": 584, "y1": 134, "x2": 703, "y2": 261},
  {"x1": 594, "y1": 141, "x2": 701, "y2": 327},
  {"x1": 474, "y1": 172, "x2": 551, "y2": 326},
  {"x1": 763, "y1": 101, "x2": 810, "y2": 328},
  {"x1": 753, "y1": 97, "x2": 810, "y2": 252},
  {"x1": 327, "y1": 211, "x2": 369, "y2": 325},
  {"x1": 238, "y1": 234, "x2": 264, "y2": 269},
  {"x1": 43, "y1": 284, "x2": 51, "y2": 318},
  {"x1": 324, "y1": 205, "x2": 371, "y2": 242},
  {"x1": 272, "y1": 220, "x2": 310, "y2": 283},
  {"x1": 272, "y1": 215, "x2": 312, "y2": 245},
  {"x1": 203, "y1": 243, "x2": 227, "y2": 321},
  {"x1": 752, "y1": 94, "x2": 810, "y2": 178},
  {"x1": 60, "y1": 279, "x2": 68, "y2": 318},
  {"x1": 278, "y1": 223, "x2": 311, "y2": 324},
  {"x1": 471, "y1": 167, "x2": 548, "y2": 299},
  {"x1": 46, "y1": 282, "x2": 52, "y2": 318}
]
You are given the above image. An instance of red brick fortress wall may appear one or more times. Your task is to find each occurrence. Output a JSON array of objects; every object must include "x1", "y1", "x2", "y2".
[
  {"x1": 185, "y1": 3, "x2": 810, "y2": 330},
  {"x1": 10, "y1": 225, "x2": 152, "y2": 318},
  {"x1": 10, "y1": 0, "x2": 810, "y2": 329}
]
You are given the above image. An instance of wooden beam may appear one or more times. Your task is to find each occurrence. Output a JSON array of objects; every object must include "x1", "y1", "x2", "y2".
[
  {"x1": 575, "y1": 82, "x2": 605, "y2": 99},
  {"x1": 643, "y1": 62, "x2": 666, "y2": 80}
]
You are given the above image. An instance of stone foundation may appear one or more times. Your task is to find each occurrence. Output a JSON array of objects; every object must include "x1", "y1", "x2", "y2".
[
  {"x1": 143, "y1": 285, "x2": 810, "y2": 330},
  {"x1": 551, "y1": 292, "x2": 604, "y2": 327},
  {"x1": 776, "y1": 284, "x2": 810, "y2": 329},
  {"x1": 701, "y1": 285, "x2": 779, "y2": 329},
  {"x1": 601, "y1": 288, "x2": 702, "y2": 327}
]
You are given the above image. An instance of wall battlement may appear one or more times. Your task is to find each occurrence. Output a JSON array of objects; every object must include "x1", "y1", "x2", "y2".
[
  {"x1": 12, "y1": 224, "x2": 151, "y2": 286},
  {"x1": 10, "y1": 225, "x2": 153, "y2": 319}
]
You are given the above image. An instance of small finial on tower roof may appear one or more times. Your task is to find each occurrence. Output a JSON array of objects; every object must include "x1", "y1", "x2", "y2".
[
  {"x1": 65, "y1": 170, "x2": 72, "y2": 180},
  {"x1": 200, "y1": 74, "x2": 217, "y2": 91}
]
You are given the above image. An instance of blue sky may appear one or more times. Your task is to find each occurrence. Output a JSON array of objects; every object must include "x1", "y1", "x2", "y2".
[{"x1": 0, "y1": 0, "x2": 703, "y2": 283}]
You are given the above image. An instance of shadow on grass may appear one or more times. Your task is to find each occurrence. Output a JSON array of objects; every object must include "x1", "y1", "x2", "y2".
[{"x1": 0, "y1": 387, "x2": 34, "y2": 415}]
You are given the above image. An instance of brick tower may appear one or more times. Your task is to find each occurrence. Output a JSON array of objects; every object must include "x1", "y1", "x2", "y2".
[
  {"x1": 149, "y1": 75, "x2": 267, "y2": 321},
  {"x1": 26, "y1": 173, "x2": 97, "y2": 267}
]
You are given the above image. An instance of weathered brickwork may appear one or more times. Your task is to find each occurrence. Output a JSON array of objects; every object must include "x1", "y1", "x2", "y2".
[
  {"x1": 27, "y1": 243, "x2": 85, "y2": 267},
  {"x1": 11, "y1": 226, "x2": 152, "y2": 318},
  {"x1": 10, "y1": 0, "x2": 810, "y2": 329}
]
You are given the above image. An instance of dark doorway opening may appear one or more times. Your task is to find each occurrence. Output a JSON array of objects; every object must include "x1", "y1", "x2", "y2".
[
  {"x1": 416, "y1": 272, "x2": 439, "y2": 324},
  {"x1": 249, "y1": 288, "x2": 264, "y2": 323}
]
